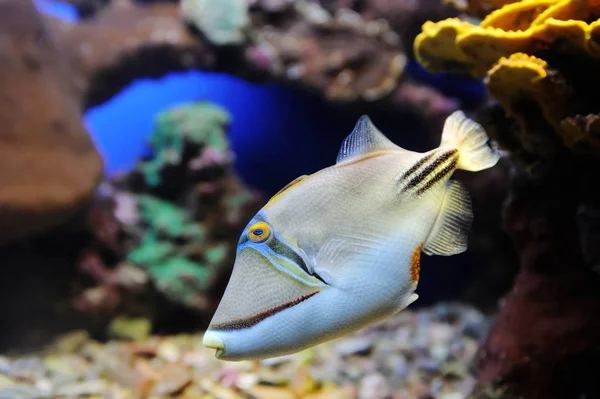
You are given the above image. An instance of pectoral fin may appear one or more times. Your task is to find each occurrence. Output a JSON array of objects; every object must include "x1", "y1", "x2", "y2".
[
  {"x1": 423, "y1": 180, "x2": 473, "y2": 256},
  {"x1": 394, "y1": 293, "x2": 419, "y2": 314},
  {"x1": 407, "y1": 293, "x2": 419, "y2": 305}
]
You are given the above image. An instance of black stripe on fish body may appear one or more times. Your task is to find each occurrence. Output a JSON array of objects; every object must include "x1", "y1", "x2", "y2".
[
  {"x1": 416, "y1": 153, "x2": 459, "y2": 195},
  {"x1": 401, "y1": 149, "x2": 458, "y2": 194},
  {"x1": 210, "y1": 291, "x2": 320, "y2": 331},
  {"x1": 397, "y1": 152, "x2": 436, "y2": 184}
]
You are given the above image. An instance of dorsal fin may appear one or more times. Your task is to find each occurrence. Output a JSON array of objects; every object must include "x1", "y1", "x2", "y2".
[{"x1": 336, "y1": 115, "x2": 399, "y2": 164}]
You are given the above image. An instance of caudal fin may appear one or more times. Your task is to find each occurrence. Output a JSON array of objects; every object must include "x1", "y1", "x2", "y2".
[{"x1": 440, "y1": 111, "x2": 500, "y2": 172}]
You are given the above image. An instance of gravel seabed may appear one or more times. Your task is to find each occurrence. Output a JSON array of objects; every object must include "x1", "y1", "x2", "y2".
[{"x1": 0, "y1": 303, "x2": 490, "y2": 399}]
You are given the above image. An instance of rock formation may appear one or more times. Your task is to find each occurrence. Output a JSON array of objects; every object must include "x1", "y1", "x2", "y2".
[
  {"x1": 0, "y1": 0, "x2": 103, "y2": 244},
  {"x1": 415, "y1": 1, "x2": 600, "y2": 396}
]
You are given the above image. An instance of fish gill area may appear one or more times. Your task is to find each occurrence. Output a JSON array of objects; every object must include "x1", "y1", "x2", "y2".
[{"x1": 0, "y1": 0, "x2": 597, "y2": 398}]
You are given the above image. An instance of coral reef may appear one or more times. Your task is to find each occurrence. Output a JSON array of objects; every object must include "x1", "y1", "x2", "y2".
[
  {"x1": 47, "y1": 0, "x2": 214, "y2": 108},
  {"x1": 415, "y1": 0, "x2": 600, "y2": 397},
  {"x1": 137, "y1": 102, "x2": 230, "y2": 188},
  {"x1": 0, "y1": 0, "x2": 515, "y2": 351},
  {"x1": 187, "y1": 0, "x2": 407, "y2": 102},
  {"x1": 75, "y1": 102, "x2": 263, "y2": 321},
  {"x1": 181, "y1": 0, "x2": 250, "y2": 46},
  {"x1": 44, "y1": 0, "x2": 460, "y2": 118},
  {"x1": 0, "y1": 0, "x2": 103, "y2": 244},
  {"x1": 415, "y1": 0, "x2": 600, "y2": 171},
  {"x1": 0, "y1": 100, "x2": 261, "y2": 351}
]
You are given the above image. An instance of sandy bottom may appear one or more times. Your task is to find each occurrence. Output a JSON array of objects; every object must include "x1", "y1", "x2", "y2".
[{"x1": 0, "y1": 303, "x2": 489, "y2": 399}]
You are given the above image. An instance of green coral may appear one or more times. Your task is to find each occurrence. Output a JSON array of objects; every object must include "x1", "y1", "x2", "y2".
[
  {"x1": 127, "y1": 231, "x2": 174, "y2": 266},
  {"x1": 127, "y1": 197, "x2": 211, "y2": 309},
  {"x1": 138, "y1": 102, "x2": 231, "y2": 186},
  {"x1": 123, "y1": 101, "x2": 252, "y2": 310},
  {"x1": 204, "y1": 244, "x2": 227, "y2": 265},
  {"x1": 150, "y1": 257, "x2": 211, "y2": 304},
  {"x1": 118, "y1": 101, "x2": 263, "y2": 311},
  {"x1": 137, "y1": 195, "x2": 205, "y2": 239},
  {"x1": 181, "y1": 0, "x2": 250, "y2": 46}
]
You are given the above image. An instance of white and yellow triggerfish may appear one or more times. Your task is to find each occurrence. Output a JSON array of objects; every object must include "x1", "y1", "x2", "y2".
[{"x1": 203, "y1": 111, "x2": 500, "y2": 361}]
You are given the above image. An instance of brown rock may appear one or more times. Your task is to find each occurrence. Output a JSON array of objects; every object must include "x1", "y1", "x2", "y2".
[
  {"x1": 132, "y1": 359, "x2": 159, "y2": 397},
  {"x1": 48, "y1": 0, "x2": 215, "y2": 108},
  {"x1": 45, "y1": 0, "x2": 458, "y2": 121},
  {"x1": 239, "y1": 1, "x2": 407, "y2": 103},
  {"x1": 151, "y1": 363, "x2": 193, "y2": 396},
  {"x1": 0, "y1": 0, "x2": 103, "y2": 244},
  {"x1": 474, "y1": 169, "x2": 600, "y2": 398}
]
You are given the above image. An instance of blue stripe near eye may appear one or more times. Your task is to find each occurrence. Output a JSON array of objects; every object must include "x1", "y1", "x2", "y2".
[
  {"x1": 237, "y1": 242, "x2": 322, "y2": 287},
  {"x1": 237, "y1": 212, "x2": 323, "y2": 287}
]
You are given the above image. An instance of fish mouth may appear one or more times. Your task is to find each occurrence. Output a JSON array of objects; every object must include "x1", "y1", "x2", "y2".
[
  {"x1": 210, "y1": 291, "x2": 320, "y2": 332},
  {"x1": 202, "y1": 331, "x2": 225, "y2": 358}
]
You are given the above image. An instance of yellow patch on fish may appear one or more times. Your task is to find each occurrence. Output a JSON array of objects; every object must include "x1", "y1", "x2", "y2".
[
  {"x1": 411, "y1": 243, "x2": 423, "y2": 283},
  {"x1": 266, "y1": 174, "x2": 309, "y2": 206}
]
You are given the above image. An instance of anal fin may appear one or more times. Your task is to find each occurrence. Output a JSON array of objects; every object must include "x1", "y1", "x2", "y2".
[{"x1": 423, "y1": 180, "x2": 473, "y2": 256}]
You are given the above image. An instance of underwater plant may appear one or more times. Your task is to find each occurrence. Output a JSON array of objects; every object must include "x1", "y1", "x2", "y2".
[{"x1": 415, "y1": 1, "x2": 600, "y2": 397}]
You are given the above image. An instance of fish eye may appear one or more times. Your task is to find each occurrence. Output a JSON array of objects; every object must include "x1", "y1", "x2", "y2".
[{"x1": 248, "y1": 222, "x2": 271, "y2": 243}]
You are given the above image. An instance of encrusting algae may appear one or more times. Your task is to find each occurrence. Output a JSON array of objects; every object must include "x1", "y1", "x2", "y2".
[{"x1": 415, "y1": 0, "x2": 600, "y2": 170}]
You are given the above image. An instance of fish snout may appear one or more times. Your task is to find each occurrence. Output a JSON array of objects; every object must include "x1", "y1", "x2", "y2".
[{"x1": 202, "y1": 330, "x2": 225, "y2": 359}]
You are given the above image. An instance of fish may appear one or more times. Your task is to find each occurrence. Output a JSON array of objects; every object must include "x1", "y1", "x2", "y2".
[{"x1": 202, "y1": 111, "x2": 500, "y2": 361}]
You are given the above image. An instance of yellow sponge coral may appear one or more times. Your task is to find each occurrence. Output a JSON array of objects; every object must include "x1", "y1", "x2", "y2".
[
  {"x1": 415, "y1": 0, "x2": 600, "y2": 158},
  {"x1": 416, "y1": 0, "x2": 600, "y2": 78}
]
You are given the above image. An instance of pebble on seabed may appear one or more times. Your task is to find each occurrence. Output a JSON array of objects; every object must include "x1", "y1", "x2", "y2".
[{"x1": 0, "y1": 303, "x2": 488, "y2": 398}]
